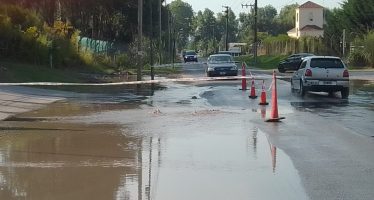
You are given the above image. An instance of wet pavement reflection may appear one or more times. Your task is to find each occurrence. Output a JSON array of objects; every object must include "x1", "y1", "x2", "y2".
[
  {"x1": 0, "y1": 121, "x2": 141, "y2": 200},
  {"x1": 1, "y1": 69, "x2": 373, "y2": 199},
  {"x1": 289, "y1": 80, "x2": 374, "y2": 137},
  {"x1": 0, "y1": 83, "x2": 309, "y2": 199}
]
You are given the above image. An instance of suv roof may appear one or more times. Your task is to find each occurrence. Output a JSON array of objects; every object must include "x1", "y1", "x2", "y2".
[{"x1": 302, "y1": 56, "x2": 341, "y2": 61}]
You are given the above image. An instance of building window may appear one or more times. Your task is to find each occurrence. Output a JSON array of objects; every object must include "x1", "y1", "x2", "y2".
[{"x1": 309, "y1": 12, "x2": 313, "y2": 21}]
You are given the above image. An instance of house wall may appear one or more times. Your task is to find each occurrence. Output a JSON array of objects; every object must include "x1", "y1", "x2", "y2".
[
  {"x1": 298, "y1": 8, "x2": 323, "y2": 29},
  {"x1": 295, "y1": 7, "x2": 324, "y2": 38}
]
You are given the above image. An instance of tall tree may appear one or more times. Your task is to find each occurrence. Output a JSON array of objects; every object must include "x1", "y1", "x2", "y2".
[
  {"x1": 257, "y1": 5, "x2": 277, "y2": 34},
  {"x1": 169, "y1": 0, "x2": 193, "y2": 50},
  {"x1": 276, "y1": 3, "x2": 299, "y2": 34},
  {"x1": 216, "y1": 8, "x2": 238, "y2": 50},
  {"x1": 193, "y1": 9, "x2": 217, "y2": 54}
]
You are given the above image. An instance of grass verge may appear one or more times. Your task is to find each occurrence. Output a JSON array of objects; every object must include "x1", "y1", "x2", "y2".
[
  {"x1": 0, "y1": 60, "x2": 182, "y2": 83},
  {"x1": 0, "y1": 61, "x2": 112, "y2": 83}
]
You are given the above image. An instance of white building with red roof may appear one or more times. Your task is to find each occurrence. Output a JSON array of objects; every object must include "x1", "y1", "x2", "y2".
[{"x1": 287, "y1": 1, "x2": 324, "y2": 39}]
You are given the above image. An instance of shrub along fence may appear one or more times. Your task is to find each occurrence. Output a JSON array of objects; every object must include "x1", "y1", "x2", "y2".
[{"x1": 258, "y1": 35, "x2": 329, "y2": 56}]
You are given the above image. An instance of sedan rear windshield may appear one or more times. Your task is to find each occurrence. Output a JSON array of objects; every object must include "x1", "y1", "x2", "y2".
[
  {"x1": 209, "y1": 56, "x2": 233, "y2": 63},
  {"x1": 185, "y1": 51, "x2": 196, "y2": 55},
  {"x1": 310, "y1": 58, "x2": 344, "y2": 68}
]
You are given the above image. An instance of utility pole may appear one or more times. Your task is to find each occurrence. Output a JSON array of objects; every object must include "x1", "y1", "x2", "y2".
[
  {"x1": 168, "y1": 10, "x2": 172, "y2": 64},
  {"x1": 242, "y1": 0, "x2": 258, "y2": 65},
  {"x1": 172, "y1": 18, "x2": 176, "y2": 68},
  {"x1": 210, "y1": 24, "x2": 216, "y2": 53},
  {"x1": 222, "y1": 6, "x2": 229, "y2": 51},
  {"x1": 342, "y1": 29, "x2": 346, "y2": 57},
  {"x1": 159, "y1": 0, "x2": 162, "y2": 64},
  {"x1": 137, "y1": 0, "x2": 143, "y2": 81},
  {"x1": 254, "y1": 0, "x2": 258, "y2": 64},
  {"x1": 149, "y1": 0, "x2": 154, "y2": 80}
]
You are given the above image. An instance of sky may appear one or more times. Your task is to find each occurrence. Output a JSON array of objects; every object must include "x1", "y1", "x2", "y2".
[{"x1": 168, "y1": 0, "x2": 344, "y2": 16}]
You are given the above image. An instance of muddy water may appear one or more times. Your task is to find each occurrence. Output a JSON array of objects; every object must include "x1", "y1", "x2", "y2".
[{"x1": 0, "y1": 82, "x2": 309, "y2": 200}]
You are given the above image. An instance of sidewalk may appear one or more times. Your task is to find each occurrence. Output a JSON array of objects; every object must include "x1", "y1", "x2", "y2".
[{"x1": 0, "y1": 86, "x2": 65, "y2": 120}]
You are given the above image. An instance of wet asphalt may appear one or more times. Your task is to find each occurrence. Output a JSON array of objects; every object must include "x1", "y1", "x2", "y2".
[{"x1": 0, "y1": 62, "x2": 373, "y2": 200}]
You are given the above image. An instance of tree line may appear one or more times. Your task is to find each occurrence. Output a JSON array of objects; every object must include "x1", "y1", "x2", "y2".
[
  {"x1": 0, "y1": 0, "x2": 373, "y2": 69},
  {"x1": 0, "y1": 0, "x2": 166, "y2": 69}
]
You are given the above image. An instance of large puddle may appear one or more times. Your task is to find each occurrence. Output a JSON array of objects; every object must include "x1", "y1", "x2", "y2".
[{"x1": 0, "y1": 86, "x2": 309, "y2": 200}]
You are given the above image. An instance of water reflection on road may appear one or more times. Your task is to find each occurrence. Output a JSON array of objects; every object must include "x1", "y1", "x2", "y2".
[
  {"x1": 289, "y1": 80, "x2": 374, "y2": 137},
  {"x1": 0, "y1": 91, "x2": 309, "y2": 200}
]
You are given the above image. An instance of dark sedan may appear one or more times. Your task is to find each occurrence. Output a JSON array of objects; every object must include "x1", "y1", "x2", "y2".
[
  {"x1": 206, "y1": 54, "x2": 238, "y2": 77},
  {"x1": 184, "y1": 50, "x2": 198, "y2": 62},
  {"x1": 278, "y1": 53, "x2": 314, "y2": 73}
]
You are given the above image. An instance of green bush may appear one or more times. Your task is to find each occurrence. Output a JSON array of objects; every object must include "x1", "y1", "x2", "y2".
[
  {"x1": 364, "y1": 31, "x2": 374, "y2": 67},
  {"x1": 348, "y1": 31, "x2": 374, "y2": 68},
  {"x1": 348, "y1": 50, "x2": 368, "y2": 67},
  {"x1": 0, "y1": 4, "x2": 89, "y2": 68},
  {"x1": 116, "y1": 53, "x2": 131, "y2": 70}
]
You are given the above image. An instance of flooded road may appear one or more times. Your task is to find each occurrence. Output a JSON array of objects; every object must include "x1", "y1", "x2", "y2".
[
  {"x1": 0, "y1": 98, "x2": 309, "y2": 200},
  {"x1": 0, "y1": 63, "x2": 373, "y2": 199}
]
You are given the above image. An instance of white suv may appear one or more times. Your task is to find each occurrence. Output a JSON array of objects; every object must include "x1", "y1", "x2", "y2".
[{"x1": 291, "y1": 56, "x2": 350, "y2": 99}]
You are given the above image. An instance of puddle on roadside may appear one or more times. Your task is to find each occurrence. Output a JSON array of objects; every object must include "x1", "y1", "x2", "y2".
[
  {"x1": 119, "y1": 126, "x2": 309, "y2": 200},
  {"x1": 0, "y1": 121, "x2": 142, "y2": 200},
  {"x1": 0, "y1": 98, "x2": 309, "y2": 200}
]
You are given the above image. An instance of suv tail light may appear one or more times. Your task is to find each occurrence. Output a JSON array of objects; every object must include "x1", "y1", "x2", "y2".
[
  {"x1": 305, "y1": 69, "x2": 312, "y2": 77},
  {"x1": 343, "y1": 69, "x2": 349, "y2": 77}
]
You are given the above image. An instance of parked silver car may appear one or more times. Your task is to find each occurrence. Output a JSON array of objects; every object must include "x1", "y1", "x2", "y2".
[
  {"x1": 205, "y1": 54, "x2": 238, "y2": 77},
  {"x1": 290, "y1": 56, "x2": 350, "y2": 98}
]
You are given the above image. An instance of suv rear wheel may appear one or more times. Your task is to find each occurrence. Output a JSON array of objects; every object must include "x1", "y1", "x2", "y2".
[{"x1": 341, "y1": 88, "x2": 349, "y2": 99}]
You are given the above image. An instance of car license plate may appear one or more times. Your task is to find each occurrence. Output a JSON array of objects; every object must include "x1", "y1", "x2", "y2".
[
  {"x1": 220, "y1": 72, "x2": 226, "y2": 75},
  {"x1": 319, "y1": 81, "x2": 336, "y2": 85}
]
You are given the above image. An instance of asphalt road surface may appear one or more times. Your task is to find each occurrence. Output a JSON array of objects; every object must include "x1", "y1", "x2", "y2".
[{"x1": 0, "y1": 62, "x2": 373, "y2": 200}]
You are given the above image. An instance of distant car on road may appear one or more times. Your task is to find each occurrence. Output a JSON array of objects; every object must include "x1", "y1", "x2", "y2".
[
  {"x1": 291, "y1": 56, "x2": 349, "y2": 98},
  {"x1": 183, "y1": 50, "x2": 198, "y2": 62},
  {"x1": 278, "y1": 53, "x2": 314, "y2": 73},
  {"x1": 206, "y1": 54, "x2": 238, "y2": 77}
]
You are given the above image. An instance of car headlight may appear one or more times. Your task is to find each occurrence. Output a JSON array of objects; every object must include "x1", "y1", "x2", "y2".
[
  {"x1": 207, "y1": 67, "x2": 215, "y2": 71},
  {"x1": 185, "y1": 56, "x2": 188, "y2": 59},
  {"x1": 193, "y1": 55, "x2": 197, "y2": 58}
]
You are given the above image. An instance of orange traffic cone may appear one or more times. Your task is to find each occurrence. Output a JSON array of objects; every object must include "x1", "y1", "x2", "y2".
[
  {"x1": 248, "y1": 78, "x2": 257, "y2": 99},
  {"x1": 240, "y1": 63, "x2": 247, "y2": 90},
  {"x1": 259, "y1": 80, "x2": 269, "y2": 105},
  {"x1": 266, "y1": 71, "x2": 285, "y2": 122}
]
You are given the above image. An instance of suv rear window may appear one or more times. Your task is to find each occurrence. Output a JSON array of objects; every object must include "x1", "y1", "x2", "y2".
[{"x1": 310, "y1": 58, "x2": 344, "y2": 69}]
